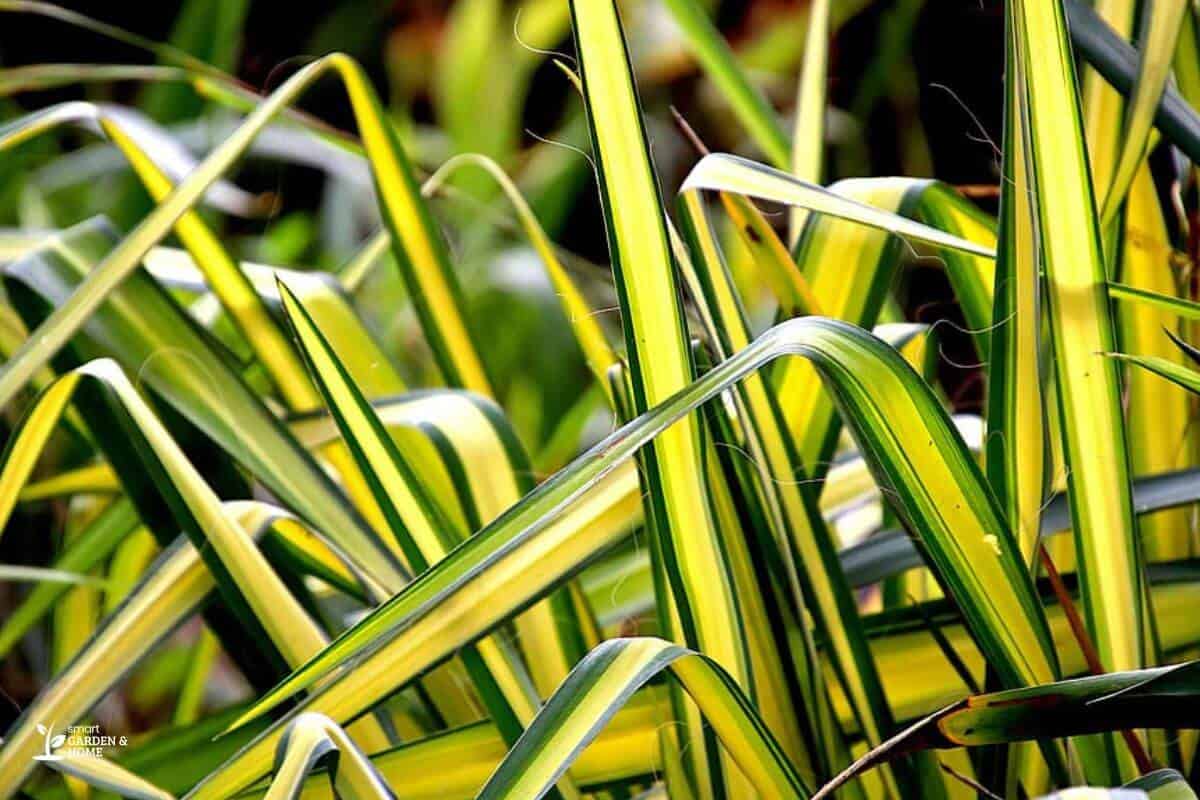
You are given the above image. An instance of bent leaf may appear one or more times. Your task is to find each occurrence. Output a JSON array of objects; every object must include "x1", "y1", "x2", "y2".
[
  {"x1": 477, "y1": 638, "x2": 810, "y2": 800},
  {"x1": 265, "y1": 714, "x2": 393, "y2": 800}
]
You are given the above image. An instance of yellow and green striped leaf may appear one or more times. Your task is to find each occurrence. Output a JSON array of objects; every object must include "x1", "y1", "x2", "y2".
[
  {"x1": 688, "y1": 159, "x2": 996, "y2": 475},
  {"x1": 37, "y1": 752, "x2": 175, "y2": 800},
  {"x1": 278, "y1": 280, "x2": 582, "y2": 784},
  {"x1": 476, "y1": 638, "x2": 811, "y2": 800},
  {"x1": 264, "y1": 714, "x2": 393, "y2": 800},
  {"x1": 202, "y1": 317, "x2": 1059, "y2": 798},
  {"x1": 1113, "y1": 167, "x2": 1194, "y2": 563},
  {"x1": 571, "y1": 2, "x2": 755, "y2": 792},
  {"x1": 2, "y1": 219, "x2": 407, "y2": 591},
  {"x1": 1012, "y1": 0, "x2": 1144, "y2": 681},
  {"x1": 675, "y1": 187, "x2": 910, "y2": 793},
  {"x1": 0, "y1": 495, "x2": 321, "y2": 796},
  {"x1": 988, "y1": 0, "x2": 1046, "y2": 562},
  {"x1": 420, "y1": 153, "x2": 618, "y2": 390},
  {"x1": 0, "y1": 357, "x2": 397, "y2": 767},
  {"x1": 1098, "y1": 0, "x2": 1189, "y2": 227},
  {"x1": 788, "y1": 0, "x2": 830, "y2": 247}
]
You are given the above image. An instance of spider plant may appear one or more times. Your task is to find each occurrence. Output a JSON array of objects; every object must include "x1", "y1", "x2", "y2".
[{"x1": 2, "y1": 0, "x2": 1200, "y2": 798}]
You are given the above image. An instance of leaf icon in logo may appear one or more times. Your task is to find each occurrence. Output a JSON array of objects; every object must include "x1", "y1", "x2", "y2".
[
  {"x1": 49, "y1": 735, "x2": 65, "y2": 749},
  {"x1": 36, "y1": 724, "x2": 46, "y2": 736}
]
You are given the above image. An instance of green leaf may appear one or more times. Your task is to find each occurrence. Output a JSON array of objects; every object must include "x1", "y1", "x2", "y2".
[
  {"x1": 1112, "y1": 349, "x2": 1200, "y2": 397},
  {"x1": 2, "y1": 219, "x2": 407, "y2": 591},
  {"x1": 842, "y1": 573, "x2": 1200, "y2": 736},
  {"x1": 1013, "y1": 0, "x2": 1144, "y2": 682},
  {"x1": 1098, "y1": 0, "x2": 1189, "y2": 226},
  {"x1": 811, "y1": 659, "x2": 1200, "y2": 797},
  {"x1": 658, "y1": 0, "x2": 791, "y2": 168},
  {"x1": 263, "y1": 713, "x2": 393, "y2": 800},
  {"x1": 841, "y1": 468, "x2": 1200, "y2": 587},
  {"x1": 0, "y1": 498, "x2": 138, "y2": 659},
  {"x1": 923, "y1": 660, "x2": 1200, "y2": 748},
  {"x1": 0, "y1": 564, "x2": 108, "y2": 587},
  {"x1": 477, "y1": 638, "x2": 810, "y2": 800},
  {"x1": 1110, "y1": 282, "x2": 1200, "y2": 322},
  {"x1": 1067, "y1": 0, "x2": 1200, "y2": 163},
  {"x1": 37, "y1": 753, "x2": 175, "y2": 800},
  {"x1": 570, "y1": 2, "x2": 753, "y2": 793}
]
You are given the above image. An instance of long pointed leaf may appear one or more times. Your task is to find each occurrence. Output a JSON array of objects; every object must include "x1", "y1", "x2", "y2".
[
  {"x1": 1014, "y1": 0, "x2": 1144, "y2": 679},
  {"x1": 570, "y1": 2, "x2": 753, "y2": 793}
]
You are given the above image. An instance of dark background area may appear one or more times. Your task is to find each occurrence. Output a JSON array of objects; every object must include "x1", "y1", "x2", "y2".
[{"x1": 0, "y1": 0, "x2": 1007, "y2": 196}]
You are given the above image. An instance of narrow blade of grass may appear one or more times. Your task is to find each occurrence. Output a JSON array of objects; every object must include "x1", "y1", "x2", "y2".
[
  {"x1": 1013, "y1": 0, "x2": 1144, "y2": 685},
  {"x1": 987, "y1": 0, "x2": 1046, "y2": 562},
  {"x1": 788, "y1": 0, "x2": 830, "y2": 247},
  {"x1": 658, "y1": 0, "x2": 790, "y2": 167},
  {"x1": 1098, "y1": 0, "x2": 1189, "y2": 227},
  {"x1": 570, "y1": 1, "x2": 754, "y2": 793}
]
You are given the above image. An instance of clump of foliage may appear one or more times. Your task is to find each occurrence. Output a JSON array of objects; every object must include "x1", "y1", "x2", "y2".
[{"x1": 1, "y1": 0, "x2": 1200, "y2": 798}]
